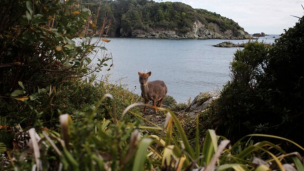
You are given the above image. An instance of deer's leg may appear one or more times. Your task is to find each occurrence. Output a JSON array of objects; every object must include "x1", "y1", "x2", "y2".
[
  {"x1": 153, "y1": 100, "x2": 157, "y2": 113},
  {"x1": 156, "y1": 100, "x2": 160, "y2": 107},
  {"x1": 143, "y1": 99, "x2": 149, "y2": 113},
  {"x1": 158, "y1": 98, "x2": 164, "y2": 108}
]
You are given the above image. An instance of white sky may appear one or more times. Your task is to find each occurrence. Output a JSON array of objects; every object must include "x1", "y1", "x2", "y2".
[{"x1": 163, "y1": 0, "x2": 304, "y2": 34}]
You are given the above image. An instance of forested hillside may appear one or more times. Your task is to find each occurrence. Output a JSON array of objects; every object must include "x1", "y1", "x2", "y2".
[{"x1": 83, "y1": 0, "x2": 250, "y2": 39}]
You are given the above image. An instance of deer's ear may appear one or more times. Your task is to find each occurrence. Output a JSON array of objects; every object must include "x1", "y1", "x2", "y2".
[
  {"x1": 138, "y1": 71, "x2": 142, "y2": 75},
  {"x1": 147, "y1": 71, "x2": 152, "y2": 76}
]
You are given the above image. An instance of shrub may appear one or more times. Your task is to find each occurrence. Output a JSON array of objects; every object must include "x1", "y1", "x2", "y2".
[
  {"x1": 0, "y1": 0, "x2": 111, "y2": 128},
  {"x1": 162, "y1": 95, "x2": 177, "y2": 108},
  {"x1": 210, "y1": 15, "x2": 304, "y2": 146},
  {"x1": 2, "y1": 109, "x2": 304, "y2": 170}
]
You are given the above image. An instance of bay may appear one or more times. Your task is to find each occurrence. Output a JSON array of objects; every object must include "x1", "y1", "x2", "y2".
[{"x1": 92, "y1": 35, "x2": 279, "y2": 103}]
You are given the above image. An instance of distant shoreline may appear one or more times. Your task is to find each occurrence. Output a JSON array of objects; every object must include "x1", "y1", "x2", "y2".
[{"x1": 98, "y1": 35, "x2": 251, "y2": 40}]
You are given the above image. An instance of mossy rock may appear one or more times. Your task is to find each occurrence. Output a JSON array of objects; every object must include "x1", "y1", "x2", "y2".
[{"x1": 185, "y1": 91, "x2": 219, "y2": 112}]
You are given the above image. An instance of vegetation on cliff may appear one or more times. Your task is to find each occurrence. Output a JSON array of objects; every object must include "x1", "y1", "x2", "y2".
[{"x1": 83, "y1": 0, "x2": 249, "y2": 38}]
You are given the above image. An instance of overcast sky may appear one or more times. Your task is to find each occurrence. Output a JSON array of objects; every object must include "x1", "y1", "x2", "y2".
[{"x1": 164, "y1": 0, "x2": 304, "y2": 34}]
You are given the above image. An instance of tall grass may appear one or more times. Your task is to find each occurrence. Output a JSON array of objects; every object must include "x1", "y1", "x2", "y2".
[{"x1": 1, "y1": 91, "x2": 303, "y2": 170}]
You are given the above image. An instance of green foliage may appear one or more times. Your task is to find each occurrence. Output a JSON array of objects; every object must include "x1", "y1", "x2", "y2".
[
  {"x1": 13, "y1": 114, "x2": 142, "y2": 170},
  {"x1": 162, "y1": 95, "x2": 176, "y2": 108},
  {"x1": 171, "y1": 103, "x2": 188, "y2": 111},
  {"x1": 0, "y1": 0, "x2": 112, "y2": 128},
  {"x1": 1, "y1": 0, "x2": 91, "y2": 95},
  {"x1": 84, "y1": 0, "x2": 246, "y2": 37},
  {"x1": 1, "y1": 0, "x2": 304, "y2": 170},
  {"x1": 162, "y1": 95, "x2": 190, "y2": 112},
  {"x1": 2, "y1": 99, "x2": 304, "y2": 170},
  {"x1": 196, "y1": 9, "x2": 243, "y2": 33},
  {"x1": 208, "y1": 15, "x2": 304, "y2": 146}
]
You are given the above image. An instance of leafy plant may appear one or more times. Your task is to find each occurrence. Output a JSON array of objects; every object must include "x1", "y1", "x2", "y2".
[
  {"x1": 1, "y1": 98, "x2": 304, "y2": 170},
  {"x1": 0, "y1": 0, "x2": 111, "y2": 128},
  {"x1": 208, "y1": 14, "x2": 304, "y2": 147}
]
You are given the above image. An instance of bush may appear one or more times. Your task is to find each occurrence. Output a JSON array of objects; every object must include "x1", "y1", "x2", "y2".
[
  {"x1": 0, "y1": 0, "x2": 111, "y2": 128},
  {"x1": 2, "y1": 110, "x2": 304, "y2": 170},
  {"x1": 171, "y1": 103, "x2": 188, "y2": 111},
  {"x1": 162, "y1": 95, "x2": 177, "y2": 109},
  {"x1": 210, "y1": 15, "x2": 304, "y2": 146}
]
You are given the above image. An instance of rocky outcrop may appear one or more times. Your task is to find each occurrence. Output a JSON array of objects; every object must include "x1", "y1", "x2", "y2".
[
  {"x1": 128, "y1": 20, "x2": 251, "y2": 40},
  {"x1": 142, "y1": 90, "x2": 220, "y2": 126},
  {"x1": 185, "y1": 91, "x2": 220, "y2": 118},
  {"x1": 214, "y1": 41, "x2": 272, "y2": 48},
  {"x1": 131, "y1": 29, "x2": 180, "y2": 39},
  {"x1": 214, "y1": 41, "x2": 246, "y2": 48},
  {"x1": 252, "y1": 32, "x2": 266, "y2": 37}
]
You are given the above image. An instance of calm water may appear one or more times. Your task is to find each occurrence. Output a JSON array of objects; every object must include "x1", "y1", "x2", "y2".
[{"x1": 91, "y1": 35, "x2": 278, "y2": 103}]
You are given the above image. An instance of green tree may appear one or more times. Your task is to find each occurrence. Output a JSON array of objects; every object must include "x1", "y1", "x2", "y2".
[
  {"x1": 211, "y1": 15, "x2": 304, "y2": 146},
  {"x1": 213, "y1": 42, "x2": 271, "y2": 141},
  {"x1": 84, "y1": 0, "x2": 247, "y2": 37},
  {"x1": 0, "y1": 0, "x2": 109, "y2": 127}
]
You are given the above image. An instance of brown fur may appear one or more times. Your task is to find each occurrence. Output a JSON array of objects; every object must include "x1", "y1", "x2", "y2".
[{"x1": 138, "y1": 71, "x2": 167, "y2": 113}]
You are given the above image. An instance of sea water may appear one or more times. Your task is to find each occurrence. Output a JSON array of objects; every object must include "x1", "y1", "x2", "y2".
[{"x1": 91, "y1": 35, "x2": 279, "y2": 103}]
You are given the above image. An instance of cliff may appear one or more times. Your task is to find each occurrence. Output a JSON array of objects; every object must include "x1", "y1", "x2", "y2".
[
  {"x1": 85, "y1": 0, "x2": 251, "y2": 39},
  {"x1": 129, "y1": 20, "x2": 250, "y2": 39}
]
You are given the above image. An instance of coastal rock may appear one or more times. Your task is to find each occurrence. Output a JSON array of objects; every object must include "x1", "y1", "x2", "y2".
[
  {"x1": 126, "y1": 20, "x2": 251, "y2": 40},
  {"x1": 185, "y1": 91, "x2": 220, "y2": 118},
  {"x1": 252, "y1": 32, "x2": 266, "y2": 37},
  {"x1": 213, "y1": 41, "x2": 246, "y2": 48},
  {"x1": 132, "y1": 29, "x2": 146, "y2": 38},
  {"x1": 224, "y1": 30, "x2": 233, "y2": 38}
]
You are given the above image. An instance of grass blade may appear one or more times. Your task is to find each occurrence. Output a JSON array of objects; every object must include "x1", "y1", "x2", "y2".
[
  {"x1": 169, "y1": 111, "x2": 195, "y2": 158},
  {"x1": 132, "y1": 138, "x2": 153, "y2": 171},
  {"x1": 233, "y1": 134, "x2": 304, "y2": 152},
  {"x1": 29, "y1": 128, "x2": 41, "y2": 171},
  {"x1": 195, "y1": 114, "x2": 200, "y2": 159},
  {"x1": 292, "y1": 156, "x2": 304, "y2": 171},
  {"x1": 237, "y1": 141, "x2": 285, "y2": 159},
  {"x1": 205, "y1": 140, "x2": 230, "y2": 171},
  {"x1": 149, "y1": 135, "x2": 166, "y2": 147},
  {"x1": 255, "y1": 146, "x2": 285, "y2": 171},
  {"x1": 217, "y1": 164, "x2": 246, "y2": 171},
  {"x1": 162, "y1": 145, "x2": 175, "y2": 166},
  {"x1": 60, "y1": 114, "x2": 72, "y2": 150},
  {"x1": 62, "y1": 147, "x2": 79, "y2": 171},
  {"x1": 129, "y1": 110, "x2": 162, "y2": 129},
  {"x1": 165, "y1": 113, "x2": 173, "y2": 146},
  {"x1": 0, "y1": 142, "x2": 6, "y2": 153},
  {"x1": 42, "y1": 131, "x2": 62, "y2": 156},
  {"x1": 201, "y1": 129, "x2": 218, "y2": 166},
  {"x1": 121, "y1": 102, "x2": 145, "y2": 120},
  {"x1": 254, "y1": 165, "x2": 271, "y2": 171}
]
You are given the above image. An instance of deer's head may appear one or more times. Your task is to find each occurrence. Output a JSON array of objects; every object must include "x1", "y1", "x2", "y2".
[{"x1": 138, "y1": 71, "x2": 151, "y2": 86}]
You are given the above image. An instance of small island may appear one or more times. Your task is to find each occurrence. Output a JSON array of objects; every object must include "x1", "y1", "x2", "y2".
[
  {"x1": 252, "y1": 32, "x2": 267, "y2": 37},
  {"x1": 213, "y1": 41, "x2": 246, "y2": 48}
]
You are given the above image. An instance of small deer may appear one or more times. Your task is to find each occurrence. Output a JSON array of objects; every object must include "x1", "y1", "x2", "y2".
[{"x1": 138, "y1": 71, "x2": 167, "y2": 113}]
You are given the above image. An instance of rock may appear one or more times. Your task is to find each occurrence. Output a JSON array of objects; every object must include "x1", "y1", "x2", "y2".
[
  {"x1": 132, "y1": 29, "x2": 147, "y2": 38},
  {"x1": 252, "y1": 32, "x2": 266, "y2": 37},
  {"x1": 120, "y1": 20, "x2": 251, "y2": 40},
  {"x1": 136, "y1": 34, "x2": 146, "y2": 38},
  {"x1": 213, "y1": 41, "x2": 246, "y2": 48},
  {"x1": 224, "y1": 30, "x2": 233, "y2": 38},
  {"x1": 185, "y1": 91, "x2": 220, "y2": 118}
]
